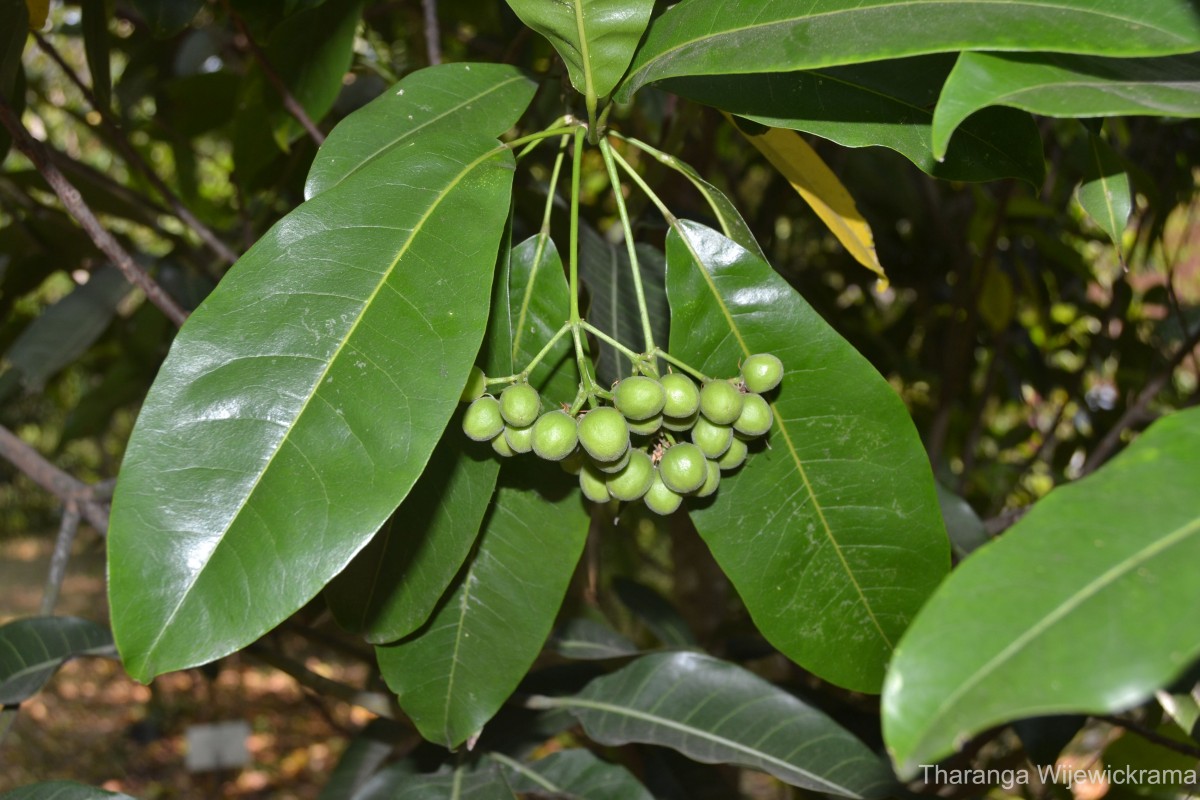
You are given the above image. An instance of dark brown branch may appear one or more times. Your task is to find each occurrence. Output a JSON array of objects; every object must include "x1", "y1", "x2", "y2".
[
  {"x1": 422, "y1": 0, "x2": 443, "y2": 65},
  {"x1": 222, "y1": 0, "x2": 326, "y2": 146},
  {"x1": 32, "y1": 32, "x2": 239, "y2": 268},
  {"x1": 245, "y1": 643, "x2": 394, "y2": 718},
  {"x1": 1094, "y1": 714, "x2": 1200, "y2": 760},
  {"x1": 0, "y1": 424, "x2": 110, "y2": 535},
  {"x1": 40, "y1": 505, "x2": 81, "y2": 615},
  {"x1": 0, "y1": 98, "x2": 189, "y2": 327}
]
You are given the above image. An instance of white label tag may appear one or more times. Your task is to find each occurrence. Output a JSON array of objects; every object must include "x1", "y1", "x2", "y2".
[{"x1": 184, "y1": 721, "x2": 252, "y2": 772}]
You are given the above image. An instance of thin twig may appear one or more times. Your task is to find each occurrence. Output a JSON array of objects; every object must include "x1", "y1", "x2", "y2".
[
  {"x1": 32, "y1": 32, "x2": 239, "y2": 268},
  {"x1": 0, "y1": 424, "x2": 110, "y2": 535},
  {"x1": 0, "y1": 97, "x2": 189, "y2": 327},
  {"x1": 1095, "y1": 713, "x2": 1200, "y2": 760},
  {"x1": 222, "y1": 0, "x2": 326, "y2": 146},
  {"x1": 245, "y1": 643, "x2": 394, "y2": 719},
  {"x1": 40, "y1": 505, "x2": 82, "y2": 615},
  {"x1": 422, "y1": 0, "x2": 442, "y2": 65}
]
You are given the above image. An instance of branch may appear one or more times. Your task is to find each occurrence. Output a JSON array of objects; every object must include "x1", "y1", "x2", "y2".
[
  {"x1": 245, "y1": 643, "x2": 394, "y2": 719},
  {"x1": 40, "y1": 505, "x2": 81, "y2": 615},
  {"x1": 422, "y1": 0, "x2": 443, "y2": 65},
  {"x1": 0, "y1": 424, "x2": 110, "y2": 535},
  {"x1": 0, "y1": 97, "x2": 189, "y2": 327},
  {"x1": 222, "y1": 0, "x2": 326, "y2": 146},
  {"x1": 32, "y1": 32, "x2": 240, "y2": 268},
  {"x1": 1094, "y1": 714, "x2": 1200, "y2": 760}
]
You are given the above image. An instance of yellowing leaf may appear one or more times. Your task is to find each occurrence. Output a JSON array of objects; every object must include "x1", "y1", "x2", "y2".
[
  {"x1": 25, "y1": 0, "x2": 48, "y2": 29},
  {"x1": 731, "y1": 117, "x2": 884, "y2": 279}
]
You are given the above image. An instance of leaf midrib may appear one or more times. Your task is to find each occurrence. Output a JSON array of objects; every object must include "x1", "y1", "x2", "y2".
[{"x1": 138, "y1": 145, "x2": 509, "y2": 673}]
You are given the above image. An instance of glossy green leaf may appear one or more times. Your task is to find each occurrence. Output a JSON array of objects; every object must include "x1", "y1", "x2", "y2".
[
  {"x1": 617, "y1": 0, "x2": 1200, "y2": 102},
  {"x1": 882, "y1": 407, "x2": 1200, "y2": 779},
  {"x1": 0, "y1": 784, "x2": 137, "y2": 800},
  {"x1": 666, "y1": 220, "x2": 949, "y2": 692},
  {"x1": 661, "y1": 56, "x2": 1045, "y2": 184},
  {"x1": 495, "y1": 749, "x2": 654, "y2": 800},
  {"x1": 551, "y1": 617, "x2": 640, "y2": 660},
  {"x1": 1075, "y1": 130, "x2": 1132, "y2": 247},
  {"x1": 4, "y1": 267, "x2": 130, "y2": 392},
  {"x1": 540, "y1": 652, "x2": 894, "y2": 797},
  {"x1": 509, "y1": 234, "x2": 578, "y2": 402},
  {"x1": 933, "y1": 52, "x2": 1200, "y2": 159},
  {"x1": 0, "y1": 617, "x2": 116, "y2": 706},
  {"x1": 306, "y1": 63, "x2": 537, "y2": 200},
  {"x1": 935, "y1": 483, "x2": 989, "y2": 558},
  {"x1": 316, "y1": 719, "x2": 402, "y2": 800},
  {"x1": 612, "y1": 577, "x2": 695, "y2": 648},
  {"x1": 376, "y1": 469, "x2": 589, "y2": 748},
  {"x1": 81, "y1": 0, "x2": 111, "y2": 111},
  {"x1": 578, "y1": 224, "x2": 667, "y2": 385},
  {"x1": 358, "y1": 766, "x2": 517, "y2": 800},
  {"x1": 108, "y1": 129, "x2": 517, "y2": 682},
  {"x1": 131, "y1": 0, "x2": 202, "y2": 37},
  {"x1": 505, "y1": 0, "x2": 653, "y2": 103}
]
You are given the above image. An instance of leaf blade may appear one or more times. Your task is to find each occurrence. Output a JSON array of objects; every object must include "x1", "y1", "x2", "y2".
[
  {"x1": 0, "y1": 617, "x2": 115, "y2": 706},
  {"x1": 1075, "y1": 129, "x2": 1132, "y2": 248}
]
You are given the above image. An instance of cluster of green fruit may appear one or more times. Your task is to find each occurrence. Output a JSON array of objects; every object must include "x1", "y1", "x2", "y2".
[{"x1": 461, "y1": 354, "x2": 783, "y2": 514}]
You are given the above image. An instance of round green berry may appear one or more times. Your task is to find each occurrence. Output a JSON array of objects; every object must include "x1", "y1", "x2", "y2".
[
  {"x1": 614, "y1": 376, "x2": 666, "y2": 421},
  {"x1": 694, "y1": 459, "x2": 721, "y2": 498},
  {"x1": 741, "y1": 353, "x2": 784, "y2": 394},
  {"x1": 691, "y1": 416, "x2": 733, "y2": 459},
  {"x1": 463, "y1": 396, "x2": 504, "y2": 442},
  {"x1": 699, "y1": 380, "x2": 744, "y2": 425},
  {"x1": 628, "y1": 414, "x2": 663, "y2": 436},
  {"x1": 577, "y1": 407, "x2": 629, "y2": 463},
  {"x1": 717, "y1": 436, "x2": 748, "y2": 471},
  {"x1": 491, "y1": 432, "x2": 515, "y2": 458},
  {"x1": 499, "y1": 383, "x2": 541, "y2": 428},
  {"x1": 460, "y1": 365, "x2": 487, "y2": 402},
  {"x1": 662, "y1": 410, "x2": 699, "y2": 432},
  {"x1": 504, "y1": 424, "x2": 533, "y2": 454},
  {"x1": 595, "y1": 448, "x2": 631, "y2": 474},
  {"x1": 658, "y1": 442, "x2": 707, "y2": 494},
  {"x1": 579, "y1": 463, "x2": 610, "y2": 504},
  {"x1": 643, "y1": 471, "x2": 682, "y2": 515},
  {"x1": 660, "y1": 373, "x2": 700, "y2": 418},
  {"x1": 559, "y1": 450, "x2": 585, "y2": 475},
  {"x1": 531, "y1": 410, "x2": 578, "y2": 461},
  {"x1": 606, "y1": 450, "x2": 655, "y2": 502},
  {"x1": 733, "y1": 393, "x2": 773, "y2": 437}
]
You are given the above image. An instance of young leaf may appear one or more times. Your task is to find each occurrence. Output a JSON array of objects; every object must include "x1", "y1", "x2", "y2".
[
  {"x1": 661, "y1": 56, "x2": 1045, "y2": 185},
  {"x1": 539, "y1": 652, "x2": 894, "y2": 797},
  {"x1": 494, "y1": 749, "x2": 655, "y2": 800},
  {"x1": 733, "y1": 122, "x2": 885, "y2": 279},
  {"x1": 882, "y1": 407, "x2": 1200, "y2": 779},
  {"x1": 0, "y1": 617, "x2": 116, "y2": 706},
  {"x1": 306, "y1": 63, "x2": 537, "y2": 200},
  {"x1": 0, "y1": 783, "x2": 137, "y2": 800},
  {"x1": 1075, "y1": 129, "x2": 1132, "y2": 249},
  {"x1": 616, "y1": 0, "x2": 1200, "y2": 101},
  {"x1": 80, "y1": 0, "x2": 111, "y2": 111},
  {"x1": 109, "y1": 130, "x2": 517, "y2": 682},
  {"x1": 932, "y1": 52, "x2": 1200, "y2": 160},
  {"x1": 509, "y1": 234, "x2": 578, "y2": 402},
  {"x1": 376, "y1": 468, "x2": 589, "y2": 749},
  {"x1": 666, "y1": 220, "x2": 949, "y2": 693},
  {"x1": 505, "y1": 0, "x2": 653, "y2": 105}
]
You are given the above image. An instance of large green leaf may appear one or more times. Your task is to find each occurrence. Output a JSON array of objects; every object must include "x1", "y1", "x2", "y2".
[
  {"x1": 0, "y1": 617, "x2": 116, "y2": 706},
  {"x1": 665, "y1": 220, "x2": 948, "y2": 693},
  {"x1": 0, "y1": 784, "x2": 137, "y2": 800},
  {"x1": 108, "y1": 129, "x2": 518, "y2": 682},
  {"x1": 616, "y1": 0, "x2": 1200, "y2": 101},
  {"x1": 539, "y1": 652, "x2": 894, "y2": 797},
  {"x1": 495, "y1": 749, "x2": 655, "y2": 800},
  {"x1": 375, "y1": 468, "x2": 589, "y2": 748},
  {"x1": 316, "y1": 719, "x2": 401, "y2": 800},
  {"x1": 509, "y1": 234, "x2": 577, "y2": 403},
  {"x1": 661, "y1": 56, "x2": 1045, "y2": 184},
  {"x1": 932, "y1": 52, "x2": 1200, "y2": 159},
  {"x1": 882, "y1": 407, "x2": 1200, "y2": 779},
  {"x1": 505, "y1": 0, "x2": 653, "y2": 104},
  {"x1": 550, "y1": 617, "x2": 640, "y2": 660},
  {"x1": 306, "y1": 64, "x2": 537, "y2": 200},
  {"x1": 1075, "y1": 129, "x2": 1131, "y2": 248},
  {"x1": 357, "y1": 766, "x2": 517, "y2": 800}
]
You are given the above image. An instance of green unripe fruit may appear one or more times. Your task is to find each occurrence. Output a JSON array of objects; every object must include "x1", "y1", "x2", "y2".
[
  {"x1": 628, "y1": 414, "x2": 662, "y2": 436},
  {"x1": 691, "y1": 416, "x2": 733, "y2": 459},
  {"x1": 662, "y1": 411, "x2": 699, "y2": 432},
  {"x1": 463, "y1": 396, "x2": 504, "y2": 441},
  {"x1": 694, "y1": 459, "x2": 721, "y2": 498},
  {"x1": 491, "y1": 432, "x2": 515, "y2": 457},
  {"x1": 499, "y1": 383, "x2": 541, "y2": 428},
  {"x1": 531, "y1": 411, "x2": 578, "y2": 461},
  {"x1": 717, "y1": 436, "x2": 748, "y2": 471},
  {"x1": 742, "y1": 353, "x2": 784, "y2": 394},
  {"x1": 699, "y1": 380, "x2": 744, "y2": 425},
  {"x1": 643, "y1": 471, "x2": 682, "y2": 515},
  {"x1": 460, "y1": 365, "x2": 487, "y2": 402},
  {"x1": 658, "y1": 442, "x2": 707, "y2": 494},
  {"x1": 504, "y1": 424, "x2": 534, "y2": 454},
  {"x1": 614, "y1": 376, "x2": 666, "y2": 421},
  {"x1": 606, "y1": 450, "x2": 655, "y2": 502},
  {"x1": 733, "y1": 393, "x2": 773, "y2": 437},
  {"x1": 595, "y1": 449, "x2": 631, "y2": 474},
  {"x1": 577, "y1": 407, "x2": 629, "y2": 463},
  {"x1": 579, "y1": 464, "x2": 610, "y2": 504},
  {"x1": 660, "y1": 373, "x2": 700, "y2": 418},
  {"x1": 559, "y1": 450, "x2": 585, "y2": 475}
]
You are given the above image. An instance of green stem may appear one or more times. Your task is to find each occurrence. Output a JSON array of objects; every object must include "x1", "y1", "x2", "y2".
[
  {"x1": 540, "y1": 136, "x2": 570, "y2": 234},
  {"x1": 598, "y1": 138, "x2": 656, "y2": 356},
  {"x1": 515, "y1": 115, "x2": 571, "y2": 160},
  {"x1": 488, "y1": 322, "x2": 572, "y2": 386},
  {"x1": 581, "y1": 320, "x2": 641, "y2": 363},
  {"x1": 566, "y1": 126, "x2": 604, "y2": 406},
  {"x1": 506, "y1": 125, "x2": 579, "y2": 154},
  {"x1": 612, "y1": 131, "x2": 734, "y2": 239},
  {"x1": 652, "y1": 347, "x2": 712, "y2": 382},
  {"x1": 608, "y1": 145, "x2": 676, "y2": 225}
]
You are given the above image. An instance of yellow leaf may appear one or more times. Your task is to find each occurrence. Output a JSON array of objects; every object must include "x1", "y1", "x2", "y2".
[
  {"x1": 25, "y1": 0, "x2": 49, "y2": 29},
  {"x1": 731, "y1": 117, "x2": 885, "y2": 279}
]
